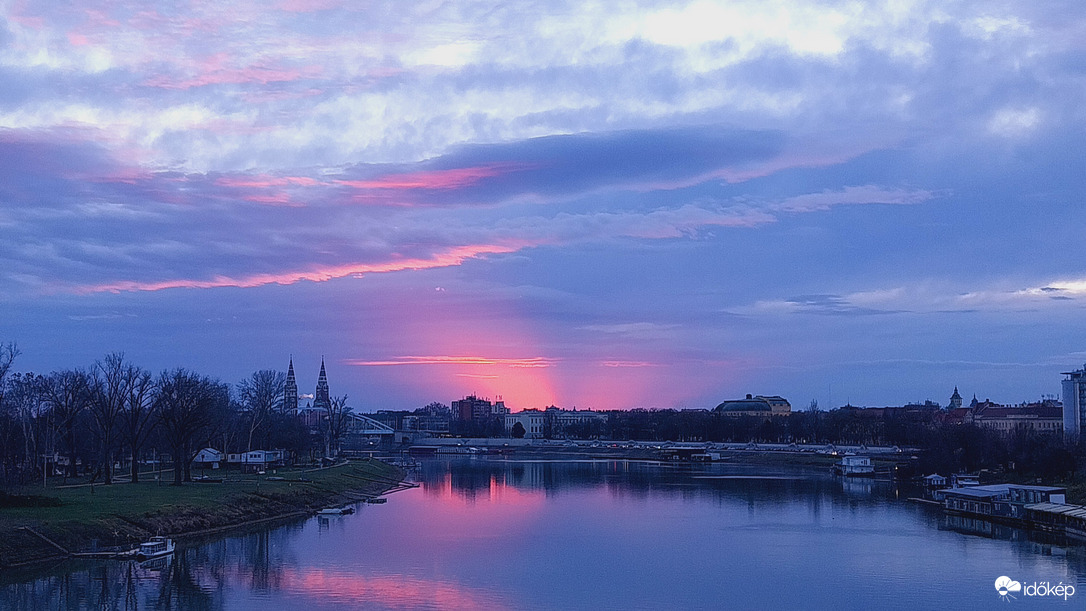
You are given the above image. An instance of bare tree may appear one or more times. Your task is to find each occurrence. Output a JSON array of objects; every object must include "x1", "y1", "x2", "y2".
[
  {"x1": 321, "y1": 394, "x2": 352, "y2": 458},
  {"x1": 236, "y1": 369, "x2": 286, "y2": 451},
  {"x1": 120, "y1": 365, "x2": 157, "y2": 483},
  {"x1": 4, "y1": 372, "x2": 46, "y2": 483},
  {"x1": 89, "y1": 353, "x2": 130, "y2": 484},
  {"x1": 41, "y1": 369, "x2": 92, "y2": 479},
  {"x1": 156, "y1": 369, "x2": 230, "y2": 485},
  {"x1": 0, "y1": 341, "x2": 20, "y2": 410}
]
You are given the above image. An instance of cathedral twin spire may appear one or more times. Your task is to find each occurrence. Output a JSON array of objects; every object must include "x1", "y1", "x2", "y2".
[{"x1": 285, "y1": 356, "x2": 331, "y2": 412}]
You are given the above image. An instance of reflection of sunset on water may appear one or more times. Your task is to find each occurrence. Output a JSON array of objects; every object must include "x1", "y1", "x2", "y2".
[{"x1": 277, "y1": 568, "x2": 512, "y2": 610}]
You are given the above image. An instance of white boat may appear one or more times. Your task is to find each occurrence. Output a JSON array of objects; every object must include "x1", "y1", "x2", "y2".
[
  {"x1": 317, "y1": 506, "x2": 354, "y2": 515},
  {"x1": 135, "y1": 536, "x2": 175, "y2": 560}
]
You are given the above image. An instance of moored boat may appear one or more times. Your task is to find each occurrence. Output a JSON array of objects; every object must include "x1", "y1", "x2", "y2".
[{"x1": 135, "y1": 536, "x2": 175, "y2": 560}]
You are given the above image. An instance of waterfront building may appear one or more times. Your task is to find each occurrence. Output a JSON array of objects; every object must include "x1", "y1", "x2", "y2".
[
  {"x1": 714, "y1": 394, "x2": 792, "y2": 416},
  {"x1": 1025, "y1": 502, "x2": 1086, "y2": 540},
  {"x1": 969, "y1": 399, "x2": 1063, "y2": 436},
  {"x1": 833, "y1": 455, "x2": 874, "y2": 476},
  {"x1": 942, "y1": 483, "x2": 1067, "y2": 521},
  {"x1": 923, "y1": 474, "x2": 947, "y2": 490},
  {"x1": 453, "y1": 394, "x2": 508, "y2": 421},
  {"x1": 503, "y1": 406, "x2": 608, "y2": 438},
  {"x1": 506, "y1": 409, "x2": 548, "y2": 438},
  {"x1": 1063, "y1": 364, "x2": 1086, "y2": 441},
  {"x1": 1007, "y1": 485, "x2": 1065, "y2": 505},
  {"x1": 942, "y1": 486, "x2": 1009, "y2": 517},
  {"x1": 548, "y1": 406, "x2": 608, "y2": 429}
]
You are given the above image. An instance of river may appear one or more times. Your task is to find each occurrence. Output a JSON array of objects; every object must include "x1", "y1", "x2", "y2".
[{"x1": 2, "y1": 458, "x2": 1084, "y2": 610}]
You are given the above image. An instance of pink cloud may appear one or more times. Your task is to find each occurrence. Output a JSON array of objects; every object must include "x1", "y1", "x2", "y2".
[
  {"x1": 242, "y1": 193, "x2": 301, "y2": 206},
  {"x1": 145, "y1": 63, "x2": 323, "y2": 90},
  {"x1": 601, "y1": 360, "x2": 659, "y2": 368},
  {"x1": 215, "y1": 175, "x2": 323, "y2": 189},
  {"x1": 336, "y1": 163, "x2": 531, "y2": 191},
  {"x1": 241, "y1": 87, "x2": 326, "y2": 103},
  {"x1": 78, "y1": 243, "x2": 525, "y2": 294},
  {"x1": 278, "y1": 0, "x2": 344, "y2": 12}
]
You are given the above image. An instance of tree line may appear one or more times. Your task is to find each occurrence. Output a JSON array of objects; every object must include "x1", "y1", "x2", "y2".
[
  {"x1": 598, "y1": 407, "x2": 1083, "y2": 480},
  {"x1": 0, "y1": 343, "x2": 348, "y2": 488}
]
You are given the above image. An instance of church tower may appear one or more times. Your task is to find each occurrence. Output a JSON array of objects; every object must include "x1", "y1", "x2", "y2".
[
  {"x1": 285, "y1": 356, "x2": 299, "y2": 414},
  {"x1": 948, "y1": 387, "x2": 963, "y2": 410},
  {"x1": 314, "y1": 357, "x2": 331, "y2": 411}
]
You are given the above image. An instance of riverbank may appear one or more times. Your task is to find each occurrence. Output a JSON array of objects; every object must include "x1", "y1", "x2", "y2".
[
  {"x1": 0, "y1": 459, "x2": 407, "y2": 569},
  {"x1": 395, "y1": 443, "x2": 869, "y2": 471}
]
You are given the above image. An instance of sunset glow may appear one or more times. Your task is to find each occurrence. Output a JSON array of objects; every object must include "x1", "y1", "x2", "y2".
[{"x1": 3, "y1": 1, "x2": 1085, "y2": 410}]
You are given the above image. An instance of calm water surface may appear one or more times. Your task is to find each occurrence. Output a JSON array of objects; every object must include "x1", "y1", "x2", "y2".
[{"x1": 3, "y1": 458, "x2": 1084, "y2": 610}]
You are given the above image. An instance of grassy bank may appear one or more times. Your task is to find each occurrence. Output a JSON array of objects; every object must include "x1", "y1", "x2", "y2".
[{"x1": 0, "y1": 459, "x2": 405, "y2": 569}]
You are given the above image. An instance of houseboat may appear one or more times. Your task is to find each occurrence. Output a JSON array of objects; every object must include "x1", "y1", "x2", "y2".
[
  {"x1": 135, "y1": 536, "x2": 175, "y2": 561},
  {"x1": 832, "y1": 455, "x2": 874, "y2": 477}
]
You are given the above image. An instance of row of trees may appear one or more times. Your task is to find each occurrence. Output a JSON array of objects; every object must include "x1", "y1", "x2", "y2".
[
  {"x1": 0, "y1": 344, "x2": 350, "y2": 487},
  {"x1": 569, "y1": 408, "x2": 1081, "y2": 480},
  {"x1": 439, "y1": 399, "x2": 1083, "y2": 481}
]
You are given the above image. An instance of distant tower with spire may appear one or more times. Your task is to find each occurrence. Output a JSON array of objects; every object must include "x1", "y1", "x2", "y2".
[
  {"x1": 285, "y1": 356, "x2": 299, "y2": 414},
  {"x1": 948, "y1": 387, "x2": 963, "y2": 410},
  {"x1": 314, "y1": 357, "x2": 331, "y2": 411}
]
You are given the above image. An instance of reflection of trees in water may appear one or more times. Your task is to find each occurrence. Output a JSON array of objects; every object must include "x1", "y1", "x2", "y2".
[
  {"x1": 186, "y1": 525, "x2": 304, "y2": 594},
  {"x1": 153, "y1": 552, "x2": 218, "y2": 611},
  {"x1": 0, "y1": 554, "x2": 223, "y2": 611},
  {"x1": 0, "y1": 523, "x2": 309, "y2": 609},
  {"x1": 419, "y1": 458, "x2": 892, "y2": 511},
  {"x1": 419, "y1": 459, "x2": 613, "y2": 499}
]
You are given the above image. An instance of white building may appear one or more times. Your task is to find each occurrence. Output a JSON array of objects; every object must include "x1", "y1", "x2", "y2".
[
  {"x1": 227, "y1": 449, "x2": 287, "y2": 471},
  {"x1": 191, "y1": 448, "x2": 223, "y2": 468},
  {"x1": 835, "y1": 455, "x2": 874, "y2": 476},
  {"x1": 505, "y1": 407, "x2": 608, "y2": 438},
  {"x1": 506, "y1": 409, "x2": 548, "y2": 438}
]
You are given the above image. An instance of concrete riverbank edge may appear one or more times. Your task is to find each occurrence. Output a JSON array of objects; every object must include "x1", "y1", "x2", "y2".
[{"x1": 0, "y1": 459, "x2": 407, "y2": 569}]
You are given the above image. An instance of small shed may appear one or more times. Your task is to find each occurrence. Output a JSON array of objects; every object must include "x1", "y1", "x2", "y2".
[{"x1": 192, "y1": 448, "x2": 223, "y2": 469}]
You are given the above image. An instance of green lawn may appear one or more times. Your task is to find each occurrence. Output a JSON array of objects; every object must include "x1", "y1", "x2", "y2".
[{"x1": 0, "y1": 460, "x2": 404, "y2": 567}]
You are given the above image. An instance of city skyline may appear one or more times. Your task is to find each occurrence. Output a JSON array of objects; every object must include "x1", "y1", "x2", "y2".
[{"x1": 3, "y1": 2, "x2": 1086, "y2": 411}]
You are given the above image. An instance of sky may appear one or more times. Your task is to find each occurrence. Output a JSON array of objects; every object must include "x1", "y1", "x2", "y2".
[{"x1": 2, "y1": 0, "x2": 1085, "y2": 412}]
